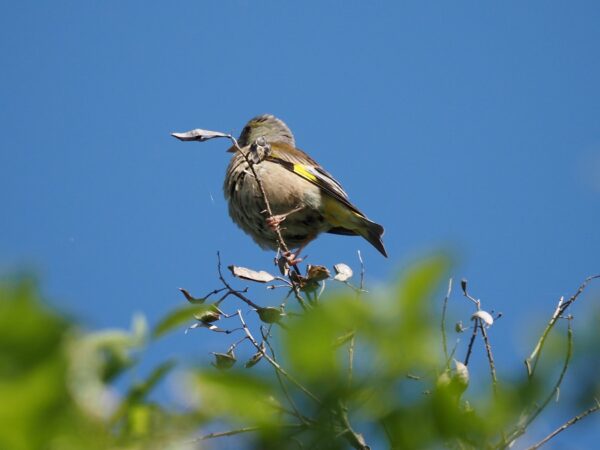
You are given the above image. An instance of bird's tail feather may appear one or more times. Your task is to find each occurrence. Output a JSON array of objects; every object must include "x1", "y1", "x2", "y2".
[{"x1": 358, "y1": 219, "x2": 387, "y2": 258}]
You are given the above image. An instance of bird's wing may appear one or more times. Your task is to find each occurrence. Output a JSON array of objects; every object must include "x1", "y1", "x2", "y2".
[{"x1": 267, "y1": 142, "x2": 365, "y2": 217}]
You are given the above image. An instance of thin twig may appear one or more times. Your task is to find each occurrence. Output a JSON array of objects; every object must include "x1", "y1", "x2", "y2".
[
  {"x1": 525, "y1": 399, "x2": 600, "y2": 450},
  {"x1": 196, "y1": 423, "x2": 305, "y2": 441},
  {"x1": 227, "y1": 135, "x2": 290, "y2": 255},
  {"x1": 460, "y1": 279, "x2": 497, "y2": 389},
  {"x1": 463, "y1": 324, "x2": 478, "y2": 366},
  {"x1": 227, "y1": 134, "x2": 311, "y2": 309},
  {"x1": 504, "y1": 317, "x2": 574, "y2": 448},
  {"x1": 525, "y1": 274, "x2": 600, "y2": 377},
  {"x1": 348, "y1": 334, "x2": 356, "y2": 388},
  {"x1": 197, "y1": 426, "x2": 260, "y2": 440},
  {"x1": 358, "y1": 250, "x2": 365, "y2": 291},
  {"x1": 336, "y1": 401, "x2": 369, "y2": 450},
  {"x1": 237, "y1": 310, "x2": 321, "y2": 404},
  {"x1": 347, "y1": 251, "x2": 365, "y2": 388},
  {"x1": 179, "y1": 286, "x2": 228, "y2": 304},
  {"x1": 460, "y1": 278, "x2": 481, "y2": 309},
  {"x1": 479, "y1": 321, "x2": 498, "y2": 395},
  {"x1": 216, "y1": 252, "x2": 262, "y2": 309},
  {"x1": 441, "y1": 278, "x2": 453, "y2": 368},
  {"x1": 461, "y1": 279, "x2": 481, "y2": 366},
  {"x1": 261, "y1": 326, "x2": 313, "y2": 425}
]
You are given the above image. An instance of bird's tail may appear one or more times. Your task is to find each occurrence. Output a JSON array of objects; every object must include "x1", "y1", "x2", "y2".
[{"x1": 358, "y1": 219, "x2": 388, "y2": 258}]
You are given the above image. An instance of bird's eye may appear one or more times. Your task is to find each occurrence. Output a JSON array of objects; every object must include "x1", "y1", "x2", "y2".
[{"x1": 256, "y1": 136, "x2": 267, "y2": 146}]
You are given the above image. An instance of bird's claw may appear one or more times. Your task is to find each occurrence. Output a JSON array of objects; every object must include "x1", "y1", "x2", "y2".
[
  {"x1": 283, "y1": 251, "x2": 303, "y2": 266},
  {"x1": 266, "y1": 214, "x2": 286, "y2": 231}
]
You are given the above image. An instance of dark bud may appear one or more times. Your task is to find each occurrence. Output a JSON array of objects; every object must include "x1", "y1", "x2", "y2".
[
  {"x1": 257, "y1": 307, "x2": 284, "y2": 324},
  {"x1": 460, "y1": 279, "x2": 468, "y2": 295}
]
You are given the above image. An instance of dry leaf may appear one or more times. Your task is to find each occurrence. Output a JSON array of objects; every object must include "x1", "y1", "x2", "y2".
[
  {"x1": 228, "y1": 265, "x2": 276, "y2": 283},
  {"x1": 306, "y1": 265, "x2": 331, "y2": 282},
  {"x1": 171, "y1": 128, "x2": 229, "y2": 142},
  {"x1": 471, "y1": 310, "x2": 494, "y2": 327},
  {"x1": 333, "y1": 263, "x2": 353, "y2": 282}
]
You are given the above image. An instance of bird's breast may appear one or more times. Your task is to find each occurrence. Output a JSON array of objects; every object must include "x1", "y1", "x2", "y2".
[{"x1": 223, "y1": 155, "x2": 328, "y2": 249}]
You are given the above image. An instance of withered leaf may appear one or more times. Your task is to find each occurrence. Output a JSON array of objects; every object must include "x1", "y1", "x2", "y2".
[
  {"x1": 333, "y1": 263, "x2": 353, "y2": 282},
  {"x1": 171, "y1": 128, "x2": 229, "y2": 142},
  {"x1": 228, "y1": 265, "x2": 276, "y2": 283},
  {"x1": 306, "y1": 265, "x2": 331, "y2": 283}
]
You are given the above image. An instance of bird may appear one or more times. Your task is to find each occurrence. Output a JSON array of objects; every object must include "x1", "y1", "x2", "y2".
[
  {"x1": 172, "y1": 114, "x2": 387, "y2": 259},
  {"x1": 221, "y1": 114, "x2": 387, "y2": 259}
]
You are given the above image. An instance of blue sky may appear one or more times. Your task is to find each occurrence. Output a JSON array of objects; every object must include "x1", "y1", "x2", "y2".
[{"x1": 1, "y1": 1, "x2": 599, "y2": 446}]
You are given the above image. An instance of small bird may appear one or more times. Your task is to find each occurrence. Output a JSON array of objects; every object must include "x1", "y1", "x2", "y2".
[{"x1": 221, "y1": 114, "x2": 387, "y2": 259}]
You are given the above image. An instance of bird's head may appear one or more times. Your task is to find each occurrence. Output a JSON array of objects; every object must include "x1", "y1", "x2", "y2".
[{"x1": 230, "y1": 114, "x2": 295, "y2": 151}]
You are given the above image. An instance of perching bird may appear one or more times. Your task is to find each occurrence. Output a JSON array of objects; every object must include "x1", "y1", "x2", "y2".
[{"x1": 221, "y1": 114, "x2": 387, "y2": 258}]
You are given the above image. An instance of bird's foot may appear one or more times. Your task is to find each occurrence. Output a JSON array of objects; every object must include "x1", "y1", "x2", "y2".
[
  {"x1": 265, "y1": 205, "x2": 305, "y2": 231},
  {"x1": 282, "y1": 250, "x2": 303, "y2": 266},
  {"x1": 266, "y1": 214, "x2": 287, "y2": 231}
]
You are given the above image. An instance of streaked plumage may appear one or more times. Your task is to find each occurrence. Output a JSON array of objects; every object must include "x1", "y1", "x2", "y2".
[{"x1": 224, "y1": 114, "x2": 387, "y2": 257}]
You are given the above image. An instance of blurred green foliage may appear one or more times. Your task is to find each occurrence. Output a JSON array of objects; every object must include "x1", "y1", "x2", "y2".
[{"x1": 0, "y1": 258, "x2": 598, "y2": 450}]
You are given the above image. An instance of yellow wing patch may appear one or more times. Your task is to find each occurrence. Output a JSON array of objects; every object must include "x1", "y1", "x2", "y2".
[{"x1": 292, "y1": 164, "x2": 318, "y2": 182}]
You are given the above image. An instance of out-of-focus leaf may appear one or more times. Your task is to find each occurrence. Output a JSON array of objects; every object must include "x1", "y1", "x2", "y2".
[
  {"x1": 122, "y1": 361, "x2": 176, "y2": 409},
  {"x1": 131, "y1": 313, "x2": 149, "y2": 343},
  {"x1": 333, "y1": 263, "x2": 353, "y2": 282},
  {"x1": 396, "y1": 254, "x2": 451, "y2": 311},
  {"x1": 386, "y1": 254, "x2": 451, "y2": 370},
  {"x1": 436, "y1": 360, "x2": 469, "y2": 400},
  {"x1": 153, "y1": 304, "x2": 217, "y2": 338},
  {"x1": 228, "y1": 265, "x2": 276, "y2": 283},
  {"x1": 453, "y1": 360, "x2": 469, "y2": 392},
  {"x1": 67, "y1": 321, "x2": 148, "y2": 418},
  {"x1": 334, "y1": 330, "x2": 355, "y2": 347},
  {"x1": 285, "y1": 294, "x2": 370, "y2": 382},
  {"x1": 171, "y1": 128, "x2": 229, "y2": 142},
  {"x1": 127, "y1": 404, "x2": 152, "y2": 436},
  {"x1": 188, "y1": 371, "x2": 276, "y2": 425},
  {"x1": 0, "y1": 279, "x2": 73, "y2": 450}
]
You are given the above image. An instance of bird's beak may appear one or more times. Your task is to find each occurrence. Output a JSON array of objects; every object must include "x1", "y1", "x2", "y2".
[{"x1": 226, "y1": 146, "x2": 236, "y2": 153}]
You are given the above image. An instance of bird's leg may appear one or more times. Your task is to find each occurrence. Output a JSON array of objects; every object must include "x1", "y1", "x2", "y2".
[{"x1": 265, "y1": 205, "x2": 305, "y2": 231}]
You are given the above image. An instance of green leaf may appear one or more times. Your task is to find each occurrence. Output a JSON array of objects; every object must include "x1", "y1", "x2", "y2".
[
  {"x1": 188, "y1": 370, "x2": 276, "y2": 425},
  {"x1": 153, "y1": 304, "x2": 217, "y2": 338},
  {"x1": 212, "y1": 351, "x2": 237, "y2": 370}
]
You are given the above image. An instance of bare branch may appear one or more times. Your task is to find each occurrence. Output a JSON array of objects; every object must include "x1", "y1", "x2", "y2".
[
  {"x1": 195, "y1": 423, "x2": 305, "y2": 441},
  {"x1": 525, "y1": 400, "x2": 600, "y2": 450},
  {"x1": 335, "y1": 401, "x2": 370, "y2": 450},
  {"x1": 358, "y1": 250, "x2": 365, "y2": 291},
  {"x1": 261, "y1": 326, "x2": 313, "y2": 425},
  {"x1": 463, "y1": 322, "x2": 479, "y2": 366},
  {"x1": 525, "y1": 274, "x2": 600, "y2": 377},
  {"x1": 237, "y1": 310, "x2": 321, "y2": 404},
  {"x1": 216, "y1": 252, "x2": 262, "y2": 310},
  {"x1": 505, "y1": 318, "x2": 574, "y2": 448},
  {"x1": 173, "y1": 127, "x2": 309, "y2": 306},
  {"x1": 441, "y1": 278, "x2": 453, "y2": 368},
  {"x1": 479, "y1": 321, "x2": 498, "y2": 395}
]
